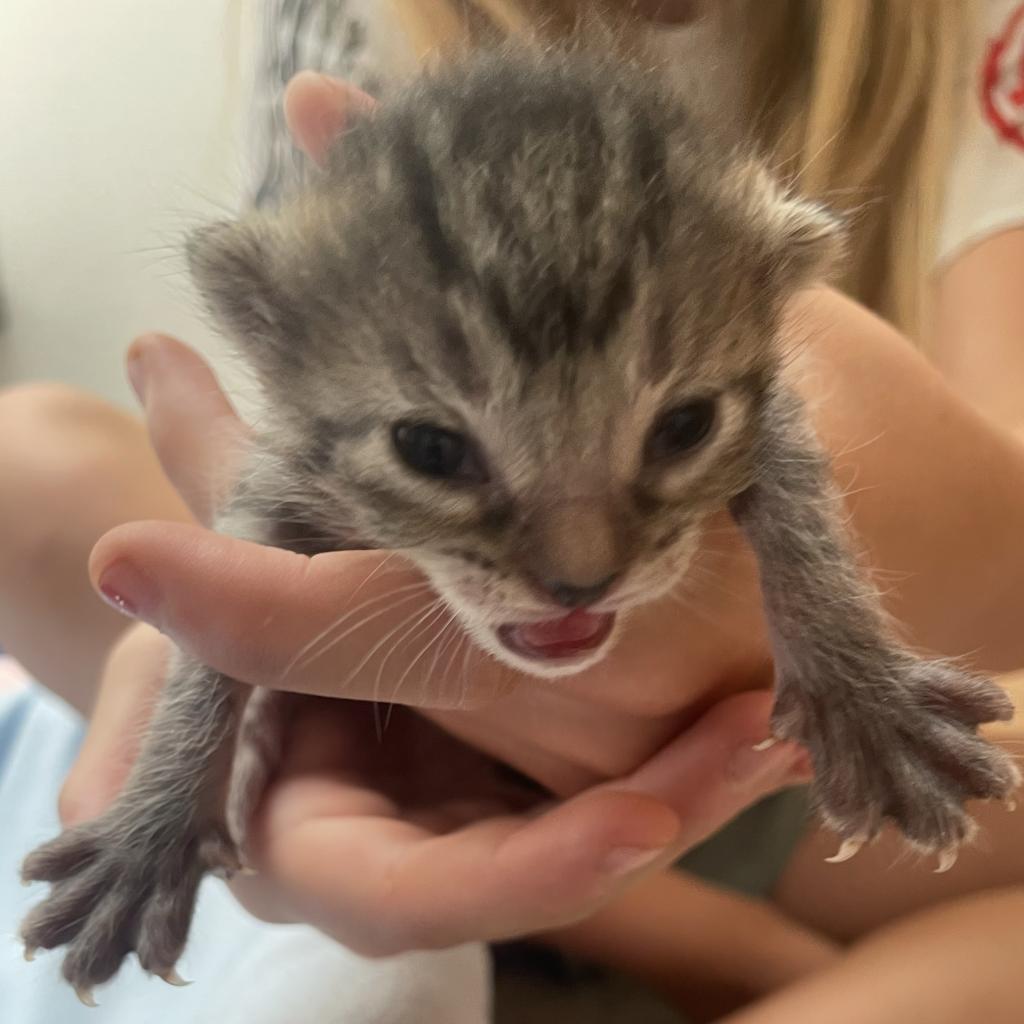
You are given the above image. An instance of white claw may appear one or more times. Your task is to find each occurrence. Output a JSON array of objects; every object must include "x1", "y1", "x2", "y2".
[
  {"x1": 935, "y1": 848, "x2": 958, "y2": 874},
  {"x1": 75, "y1": 987, "x2": 98, "y2": 1008},
  {"x1": 159, "y1": 968, "x2": 192, "y2": 988},
  {"x1": 752, "y1": 737, "x2": 779, "y2": 752},
  {"x1": 1006, "y1": 797, "x2": 1018, "y2": 813},
  {"x1": 825, "y1": 838, "x2": 864, "y2": 864},
  {"x1": 23, "y1": 945, "x2": 37, "y2": 963}
]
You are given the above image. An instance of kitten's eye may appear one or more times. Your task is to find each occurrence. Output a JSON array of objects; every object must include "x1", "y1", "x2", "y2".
[
  {"x1": 392, "y1": 422, "x2": 488, "y2": 483},
  {"x1": 646, "y1": 398, "x2": 717, "y2": 461}
]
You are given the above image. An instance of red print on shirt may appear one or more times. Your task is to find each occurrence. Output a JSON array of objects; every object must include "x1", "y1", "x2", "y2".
[{"x1": 982, "y1": 3, "x2": 1024, "y2": 150}]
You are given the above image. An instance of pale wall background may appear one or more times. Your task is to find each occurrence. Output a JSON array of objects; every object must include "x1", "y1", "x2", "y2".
[{"x1": 0, "y1": 0, "x2": 258, "y2": 411}]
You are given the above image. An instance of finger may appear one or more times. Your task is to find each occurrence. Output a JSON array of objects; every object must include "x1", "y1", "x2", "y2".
[
  {"x1": 87, "y1": 515, "x2": 766, "y2": 709},
  {"x1": 284, "y1": 72, "x2": 376, "y2": 166},
  {"x1": 244, "y1": 779, "x2": 683, "y2": 956},
  {"x1": 614, "y1": 689, "x2": 813, "y2": 850},
  {"x1": 126, "y1": 334, "x2": 249, "y2": 525},
  {"x1": 59, "y1": 624, "x2": 171, "y2": 826},
  {"x1": 233, "y1": 694, "x2": 807, "y2": 954},
  {"x1": 88, "y1": 522, "x2": 510, "y2": 705}
]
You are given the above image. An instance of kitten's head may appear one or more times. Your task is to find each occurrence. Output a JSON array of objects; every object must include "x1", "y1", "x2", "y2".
[{"x1": 189, "y1": 51, "x2": 840, "y2": 677}]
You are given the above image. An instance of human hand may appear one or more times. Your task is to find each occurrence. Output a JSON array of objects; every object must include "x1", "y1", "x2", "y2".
[{"x1": 65, "y1": 608, "x2": 806, "y2": 956}]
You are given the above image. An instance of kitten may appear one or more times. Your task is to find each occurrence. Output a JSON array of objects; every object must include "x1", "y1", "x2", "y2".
[{"x1": 21, "y1": 47, "x2": 1019, "y2": 999}]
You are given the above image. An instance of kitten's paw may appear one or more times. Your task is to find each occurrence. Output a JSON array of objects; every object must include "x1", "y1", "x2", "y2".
[
  {"x1": 775, "y1": 658, "x2": 1020, "y2": 856},
  {"x1": 21, "y1": 814, "x2": 237, "y2": 994}
]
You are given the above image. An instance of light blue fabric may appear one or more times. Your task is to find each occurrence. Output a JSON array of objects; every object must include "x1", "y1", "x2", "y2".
[{"x1": 0, "y1": 684, "x2": 490, "y2": 1024}]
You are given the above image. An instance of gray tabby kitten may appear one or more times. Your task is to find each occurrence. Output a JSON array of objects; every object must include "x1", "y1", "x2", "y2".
[{"x1": 21, "y1": 48, "x2": 1020, "y2": 1000}]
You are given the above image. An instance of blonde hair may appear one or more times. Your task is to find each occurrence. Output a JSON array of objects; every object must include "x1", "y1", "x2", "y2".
[{"x1": 388, "y1": 0, "x2": 973, "y2": 341}]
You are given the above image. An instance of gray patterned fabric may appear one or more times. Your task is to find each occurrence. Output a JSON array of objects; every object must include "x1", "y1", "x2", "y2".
[{"x1": 248, "y1": 0, "x2": 384, "y2": 209}]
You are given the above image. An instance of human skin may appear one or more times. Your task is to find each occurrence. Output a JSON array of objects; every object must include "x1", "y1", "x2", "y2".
[
  {"x1": 0, "y1": 384, "x2": 192, "y2": 709},
  {"x1": 718, "y1": 888, "x2": 1024, "y2": 1024}
]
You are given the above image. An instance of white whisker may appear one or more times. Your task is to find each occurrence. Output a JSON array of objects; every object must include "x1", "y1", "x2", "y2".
[
  {"x1": 387, "y1": 604, "x2": 453, "y2": 708},
  {"x1": 339, "y1": 595, "x2": 444, "y2": 702},
  {"x1": 372, "y1": 598, "x2": 448, "y2": 714},
  {"x1": 284, "y1": 580, "x2": 431, "y2": 680}
]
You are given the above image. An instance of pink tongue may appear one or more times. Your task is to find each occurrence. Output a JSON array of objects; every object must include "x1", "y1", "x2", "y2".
[{"x1": 519, "y1": 610, "x2": 607, "y2": 647}]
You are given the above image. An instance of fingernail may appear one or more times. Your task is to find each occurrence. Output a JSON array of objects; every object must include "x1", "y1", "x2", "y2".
[
  {"x1": 97, "y1": 560, "x2": 159, "y2": 622},
  {"x1": 728, "y1": 741, "x2": 806, "y2": 789},
  {"x1": 602, "y1": 845, "x2": 667, "y2": 878}
]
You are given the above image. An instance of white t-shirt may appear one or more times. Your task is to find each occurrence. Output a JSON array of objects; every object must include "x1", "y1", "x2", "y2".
[{"x1": 939, "y1": 0, "x2": 1024, "y2": 265}]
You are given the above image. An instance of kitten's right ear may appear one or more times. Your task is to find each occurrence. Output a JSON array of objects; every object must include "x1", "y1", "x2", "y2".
[{"x1": 186, "y1": 220, "x2": 293, "y2": 361}]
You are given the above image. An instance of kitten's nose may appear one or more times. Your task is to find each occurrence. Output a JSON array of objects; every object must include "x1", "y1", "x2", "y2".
[
  {"x1": 523, "y1": 499, "x2": 628, "y2": 609},
  {"x1": 540, "y1": 574, "x2": 620, "y2": 609}
]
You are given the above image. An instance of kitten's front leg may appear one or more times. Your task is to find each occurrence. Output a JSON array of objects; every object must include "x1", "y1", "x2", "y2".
[
  {"x1": 19, "y1": 474, "x2": 291, "y2": 1000},
  {"x1": 21, "y1": 656, "x2": 243, "y2": 999},
  {"x1": 730, "y1": 386, "x2": 1020, "y2": 859}
]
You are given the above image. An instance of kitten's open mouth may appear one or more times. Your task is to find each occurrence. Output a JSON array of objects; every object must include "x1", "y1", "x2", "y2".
[{"x1": 496, "y1": 610, "x2": 616, "y2": 662}]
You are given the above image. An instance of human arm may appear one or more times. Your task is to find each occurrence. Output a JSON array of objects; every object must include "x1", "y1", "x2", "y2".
[
  {"x1": 932, "y1": 228, "x2": 1024, "y2": 436},
  {"x1": 721, "y1": 887, "x2": 1024, "y2": 1024},
  {"x1": 782, "y1": 283, "x2": 1024, "y2": 672},
  {"x1": 768, "y1": 243, "x2": 1024, "y2": 950},
  {"x1": 543, "y1": 867, "x2": 839, "y2": 1023},
  {"x1": 0, "y1": 383, "x2": 191, "y2": 712}
]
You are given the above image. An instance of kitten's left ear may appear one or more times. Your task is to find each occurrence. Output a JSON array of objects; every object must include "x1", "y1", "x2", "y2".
[
  {"x1": 727, "y1": 159, "x2": 846, "y2": 292},
  {"x1": 186, "y1": 218, "x2": 297, "y2": 365}
]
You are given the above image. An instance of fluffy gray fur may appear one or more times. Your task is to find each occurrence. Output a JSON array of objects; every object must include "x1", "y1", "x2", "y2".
[{"x1": 21, "y1": 47, "x2": 1019, "y2": 998}]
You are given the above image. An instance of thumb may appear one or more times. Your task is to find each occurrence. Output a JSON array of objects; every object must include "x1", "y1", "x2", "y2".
[{"x1": 127, "y1": 334, "x2": 249, "y2": 525}]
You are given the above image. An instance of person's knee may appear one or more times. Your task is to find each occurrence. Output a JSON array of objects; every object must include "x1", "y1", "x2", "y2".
[{"x1": 0, "y1": 382, "x2": 138, "y2": 572}]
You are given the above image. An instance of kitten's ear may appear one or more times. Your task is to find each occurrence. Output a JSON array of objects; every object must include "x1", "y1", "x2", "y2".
[
  {"x1": 726, "y1": 159, "x2": 846, "y2": 292},
  {"x1": 766, "y1": 193, "x2": 845, "y2": 291},
  {"x1": 186, "y1": 219, "x2": 295, "y2": 361}
]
